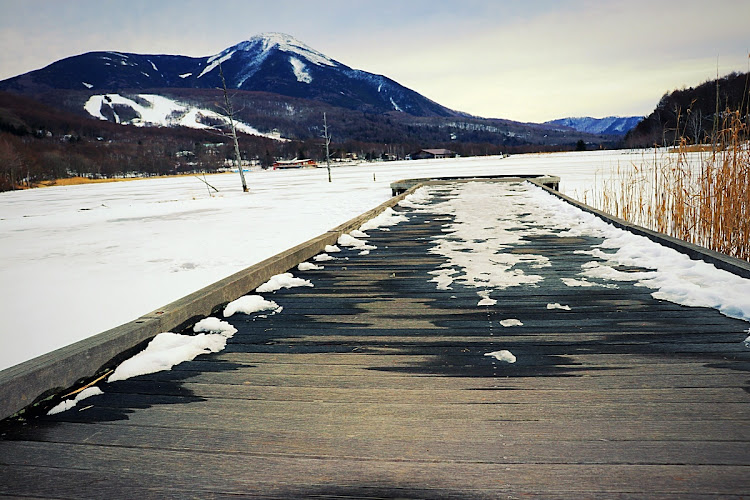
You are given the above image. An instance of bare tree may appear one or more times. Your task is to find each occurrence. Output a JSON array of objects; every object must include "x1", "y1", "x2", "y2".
[
  {"x1": 218, "y1": 63, "x2": 248, "y2": 192},
  {"x1": 323, "y1": 113, "x2": 332, "y2": 183}
]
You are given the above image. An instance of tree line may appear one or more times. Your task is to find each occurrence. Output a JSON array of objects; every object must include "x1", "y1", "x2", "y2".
[{"x1": 625, "y1": 71, "x2": 750, "y2": 148}]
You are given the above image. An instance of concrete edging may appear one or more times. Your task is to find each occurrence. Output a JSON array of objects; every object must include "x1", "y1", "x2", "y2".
[{"x1": 0, "y1": 186, "x2": 420, "y2": 422}]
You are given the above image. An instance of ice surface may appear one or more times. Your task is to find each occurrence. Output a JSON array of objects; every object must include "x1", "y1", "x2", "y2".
[
  {"x1": 256, "y1": 272, "x2": 313, "y2": 293},
  {"x1": 107, "y1": 332, "x2": 227, "y2": 382},
  {"x1": 484, "y1": 350, "x2": 517, "y2": 363},
  {"x1": 47, "y1": 386, "x2": 104, "y2": 415}
]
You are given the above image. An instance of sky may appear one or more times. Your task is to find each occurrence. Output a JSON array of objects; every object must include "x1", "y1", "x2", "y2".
[{"x1": 0, "y1": 0, "x2": 748, "y2": 122}]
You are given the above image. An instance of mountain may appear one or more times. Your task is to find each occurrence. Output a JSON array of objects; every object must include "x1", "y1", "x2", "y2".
[
  {"x1": 0, "y1": 33, "x2": 460, "y2": 118},
  {"x1": 0, "y1": 31, "x2": 622, "y2": 189},
  {"x1": 544, "y1": 116, "x2": 642, "y2": 136}
]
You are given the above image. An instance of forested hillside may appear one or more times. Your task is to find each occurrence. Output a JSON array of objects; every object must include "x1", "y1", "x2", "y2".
[{"x1": 625, "y1": 71, "x2": 750, "y2": 147}]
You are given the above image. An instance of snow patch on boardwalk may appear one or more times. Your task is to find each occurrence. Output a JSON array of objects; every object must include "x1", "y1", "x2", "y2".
[
  {"x1": 484, "y1": 350, "x2": 517, "y2": 363},
  {"x1": 256, "y1": 273, "x2": 313, "y2": 293}
]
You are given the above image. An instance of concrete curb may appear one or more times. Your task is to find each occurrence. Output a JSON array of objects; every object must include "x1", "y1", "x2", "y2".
[{"x1": 0, "y1": 186, "x2": 419, "y2": 422}]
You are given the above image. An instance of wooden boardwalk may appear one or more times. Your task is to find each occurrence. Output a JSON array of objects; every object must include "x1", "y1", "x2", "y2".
[{"x1": 1, "y1": 181, "x2": 749, "y2": 498}]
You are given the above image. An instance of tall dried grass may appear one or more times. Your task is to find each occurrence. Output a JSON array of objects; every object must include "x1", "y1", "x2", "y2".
[{"x1": 584, "y1": 112, "x2": 749, "y2": 261}]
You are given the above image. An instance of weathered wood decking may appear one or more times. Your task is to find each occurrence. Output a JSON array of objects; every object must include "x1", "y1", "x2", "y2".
[{"x1": 1, "y1": 181, "x2": 748, "y2": 498}]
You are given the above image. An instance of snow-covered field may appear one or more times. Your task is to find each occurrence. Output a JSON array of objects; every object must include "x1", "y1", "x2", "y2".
[{"x1": 0, "y1": 150, "x2": 739, "y2": 371}]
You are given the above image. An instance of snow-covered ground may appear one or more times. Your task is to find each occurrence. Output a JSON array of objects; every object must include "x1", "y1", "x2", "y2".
[{"x1": 0, "y1": 150, "x2": 736, "y2": 371}]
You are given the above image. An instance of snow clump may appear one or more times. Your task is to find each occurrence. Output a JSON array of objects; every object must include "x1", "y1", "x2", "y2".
[
  {"x1": 298, "y1": 262, "x2": 323, "y2": 271},
  {"x1": 338, "y1": 233, "x2": 377, "y2": 251},
  {"x1": 359, "y1": 207, "x2": 408, "y2": 232},
  {"x1": 47, "y1": 386, "x2": 104, "y2": 415},
  {"x1": 193, "y1": 317, "x2": 237, "y2": 336},
  {"x1": 313, "y1": 253, "x2": 335, "y2": 262},
  {"x1": 484, "y1": 350, "x2": 517, "y2": 363},
  {"x1": 547, "y1": 303, "x2": 572, "y2": 311},
  {"x1": 256, "y1": 272, "x2": 313, "y2": 293},
  {"x1": 107, "y1": 332, "x2": 227, "y2": 382},
  {"x1": 224, "y1": 295, "x2": 281, "y2": 317},
  {"x1": 500, "y1": 319, "x2": 523, "y2": 327}
]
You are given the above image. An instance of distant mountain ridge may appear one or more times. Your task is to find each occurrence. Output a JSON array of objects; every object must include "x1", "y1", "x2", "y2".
[
  {"x1": 544, "y1": 116, "x2": 642, "y2": 135},
  {"x1": 0, "y1": 32, "x2": 622, "y2": 158},
  {"x1": 0, "y1": 32, "x2": 461, "y2": 118}
]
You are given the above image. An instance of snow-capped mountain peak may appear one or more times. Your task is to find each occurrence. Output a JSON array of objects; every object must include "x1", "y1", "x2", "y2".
[
  {"x1": 544, "y1": 116, "x2": 642, "y2": 136},
  {"x1": 251, "y1": 32, "x2": 337, "y2": 67},
  {"x1": 0, "y1": 32, "x2": 461, "y2": 118}
]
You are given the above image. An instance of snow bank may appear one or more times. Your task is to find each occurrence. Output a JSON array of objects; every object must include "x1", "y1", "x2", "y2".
[
  {"x1": 224, "y1": 295, "x2": 281, "y2": 317},
  {"x1": 338, "y1": 233, "x2": 377, "y2": 251},
  {"x1": 484, "y1": 350, "x2": 517, "y2": 363},
  {"x1": 47, "y1": 386, "x2": 103, "y2": 415},
  {"x1": 398, "y1": 186, "x2": 432, "y2": 208},
  {"x1": 359, "y1": 207, "x2": 408, "y2": 231},
  {"x1": 107, "y1": 332, "x2": 227, "y2": 382},
  {"x1": 525, "y1": 183, "x2": 750, "y2": 322},
  {"x1": 256, "y1": 272, "x2": 313, "y2": 293}
]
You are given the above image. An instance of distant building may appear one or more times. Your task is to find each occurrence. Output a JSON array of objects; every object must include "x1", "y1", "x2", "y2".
[
  {"x1": 272, "y1": 158, "x2": 318, "y2": 169},
  {"x1": 409, "y1": 149, "x2": 457, "y2": 160}
]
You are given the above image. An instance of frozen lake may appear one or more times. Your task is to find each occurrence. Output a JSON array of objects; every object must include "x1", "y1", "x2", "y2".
[{"x1": 0, "y1": 150, "x2": 692, "y2": 370}]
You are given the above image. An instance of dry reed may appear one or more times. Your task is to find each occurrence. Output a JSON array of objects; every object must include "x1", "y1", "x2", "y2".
[{"x1": 584, "y1": 112, "x2": 749, "y2": 261}]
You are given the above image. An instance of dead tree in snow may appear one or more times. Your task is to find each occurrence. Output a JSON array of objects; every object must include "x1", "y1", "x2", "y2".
[
  {"x1": 218, "y1": 63, "x2": 248, "y2": 192},
  {"x1": 323, "y1": 113, "x2": 332, "y2": 183}
]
